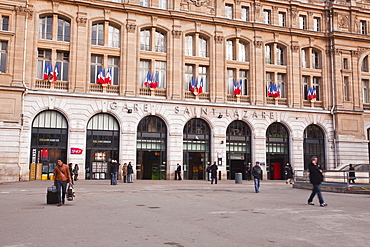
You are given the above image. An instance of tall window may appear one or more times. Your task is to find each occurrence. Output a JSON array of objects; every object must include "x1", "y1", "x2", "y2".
[
  {"x1": 303, "y1": 76, "x2": 323, "y2": 101},
  {"x1": 276, "y1": 46, "x2": 284, "y2": 65},
  {"x1": 362, "y1": 56, "x2": 369, "y2": 72},
  {"x1": 312, "y1": 50, "x2": 320, "y2": 69},
  {"x1": 155, "y1": 31, "x2": 166, "y2": 53},
  {"x1": 91, "y1": 23, "x2": 104, "y2": 46},
  {"x1": 108, "y1": 56, "x2": 120, "y2": 86},
  {"x1": 343, "y1": 58, "x2": 349, "y2": 70},
  {"x1": 90, "y1": 55, "x2": 103, "y2": 83},
  {"x1": 360, "y1": 20, "x2": 367, "y2": 35},
  {"x1": 227, "y1": 69, "x2": 235, "y2": 94},
  {"x1": 225, "y1": 4, "x2": 233, "y2": 19},
  {"x1": 226, "y1": 40, "x2": 234, "y2": 60},
  {"x1": 56, "y1": 51, "x2": 69, "y2": 81},
  {"x1": 198, "y1": 66, "x2": 208, "y2": 92},
  {"x1": 277, "y1": 73, "x2": 286, "y2": 98},
  {"x1": 238, "y1": 41, "x2": 248, "y2": 62},
  {"x1": 301, "y1": 49, "x2": 307, "y2": 68},
  {"x1": 37, "y1": 49, "x2": 51, "y2": 79},
  {"x1": 302, "y1": 76, "x2": 309, "y2": 100},
  {"x1": 185, "y1": 35, "x2": 194, "y2": 56},
  {"x1": 155, "y1": 61, "x2": 166, "y2": 88},
  {"x1": 108, "y1": 25, "x2": 120, "y2": 48},
  {"x1": 39, "y1": 16, "x2": 52, "y2": 40},
  {"x1": 0, "y1": 41, "x2": 7, "y2": 73},
  {"x1": 263, "y1": 10, "x2": 271, "y2": 24},
  {"x1": 299, "y1": 15, "x2": 307, "y2": 30},
  {"x1": 184, "y1": 64, "x2": 194, "y2": 91},
  {"x1": 241, "y1": 7, "x2": 249, "y2": 21},
  {"x1": 140, "y1": 0, "x2": 149, "y2": 7},
  {"x1": 57, "y1": 17, "x2": 70, "y2": 42},
  {"x1": 363, "y1": 79, "x2": 369, "y2": 103},
  {"x1": 265, "y1": 44, "x2": 272, "y2": 64},
  {"x1": 266, "y1": 72, "x2": 273, "y2": 96},
  {"x1": 158, "y1": 0, "x2": 167, "y2": 9},
  {"x1": 1, "y1": 15, "x2": 9, "y2": 31},
  {"x1": 313, "y1": 77, "x2": 321, "y2": 101},
  {"x1": 313, "y1": 17, "x2": 321, "y2": 31},
  {"x1": 239, "y1": 70, "x2": 248, "y2": 95},
  {"x1": 198, "y1": 36, "x2": 207, "y2": 57},
  {"x1": 140, "y1": 60, "x2": 150, "y2": 87},
  {"x1": 278, "y1": 12, "x2": 286, "y2": 27},
  {"x1": 140, "y1": 29, "x2": 150, "y2": 51},
  {"x1": 343, "y1": 76, "x2": 350, "y2": 101}
]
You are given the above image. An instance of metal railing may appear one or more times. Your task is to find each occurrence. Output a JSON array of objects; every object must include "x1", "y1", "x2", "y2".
[{"x1": 294, "y1": 169, "x2": 370, "y2": 188}]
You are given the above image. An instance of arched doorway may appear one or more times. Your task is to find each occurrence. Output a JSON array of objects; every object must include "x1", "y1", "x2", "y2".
[
  {"x1": 30, "y1": 110, "x2": 68, "y2": 180},
  {"x1": 85, "y1": 113, "x2": 119, "y2": 179},
  {"x1": 226, "y1": 120, "x2": 252, "y2": 180},
  {"x1": 266, "y1": 123, "x2": 289, "y2": 180},
  {"x1": 183, "y1": 118, "x2": 210, "y2": 180},
  {"x1": 304, "y1": 124, "x2": 325, "y2": 170},
  {"x1": 136, "y1": 116, "x2": 167, "y2": 180}
]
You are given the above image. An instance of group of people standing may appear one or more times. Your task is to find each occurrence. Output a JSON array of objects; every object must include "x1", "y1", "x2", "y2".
[{"x1": 110, "y1": 161, "x2": 134, "y2": 185}]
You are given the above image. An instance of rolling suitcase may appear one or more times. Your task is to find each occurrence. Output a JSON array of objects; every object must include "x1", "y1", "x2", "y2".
[
  {"x1": 67, "y1": 184, "x2": 75, "y2": 201},
  {"x1": 46, "y1": 186, "x2": 58, "y2": 204}
]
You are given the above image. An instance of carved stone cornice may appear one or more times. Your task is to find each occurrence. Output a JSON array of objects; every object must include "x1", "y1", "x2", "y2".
[
  {"x1": 291, "y1": 45, "x2": 300, "y2": 53},
  {"x1": 14, "y1": 5, "x2": 34, "y2": 19},
  {"x1": 76, "y1": 12, "x2": 87, "y2": 27},
  {"x1": 189, "y1": 0, "x2": 212, "y2": 7},
  {"x1": 254, "y1": 40, "x2": 263, "y2": 48},
  {"x1": 172, "y1": 30, "x2": 182, "y2": 38},
  {"x1": 214, "y1": 35, "x2": 224, "y2": 44},
  {"x1": 126, "y1": 21, "x2": 136, "y2": 33},
  {"x1": 351, "y1": 50, "x2": 360, "y2": 58}
]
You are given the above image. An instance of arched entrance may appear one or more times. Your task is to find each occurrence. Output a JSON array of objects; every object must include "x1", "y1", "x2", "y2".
[
  {"x1": 266, "y1": 123, "x2": 289, "y2": 180},
  {"x1": 183, "y1": 118, "x2": 210, "y2": 180},
  {"x1": 304, "y1": 124, "x2": 325, "y2": 170},
  {"x1": 136, "y1": 116, "x2": 167, "y2": 180},
  {"x1": 30, "y1": 110, "x2": 68, "y2": 180},
  {"x1": 226, "y1": 120, "x2": 251, "y2": 180},
  {"x1": 85, "y1": 113, "x2": 119, "y2": 179}
]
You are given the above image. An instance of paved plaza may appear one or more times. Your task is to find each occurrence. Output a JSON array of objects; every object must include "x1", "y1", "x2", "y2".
[{"x1": 0, "y1": 179, "x2": 369, "y2": 247}]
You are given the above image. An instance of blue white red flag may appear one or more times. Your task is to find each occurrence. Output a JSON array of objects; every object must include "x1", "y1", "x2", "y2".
[
  {"x1": 143, "y1": 71, "x2": 151, "y2": 87},
  {"x1": 53, "y1": 64, "x2": 59, "y2": 82},
  {"x1": 198, "y1": 77, "x2": 203, "y2": 94},
  {"x1": 43, "y1": 63, "x2": 51, "y2": 80},
  {"x1": 190, "y1": 76, "x2": 197, "y2": 93},
  {"x1": 233, "y1": 79, "x2": 242, "y2": 96},
  {"x1": 149, "y1": 71, "x2": 159, "y2": 89},
  {"x1": 105, "y1": 68, "x2": 112, "y2": 85},
  {"x1": 97, "y1": 68, "x2": 105, "y2": 84}
]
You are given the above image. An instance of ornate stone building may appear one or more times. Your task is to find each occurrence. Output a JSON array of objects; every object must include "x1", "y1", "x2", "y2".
[{"x1": 1, "y1": 0, "x2": 370, "y2": 182}]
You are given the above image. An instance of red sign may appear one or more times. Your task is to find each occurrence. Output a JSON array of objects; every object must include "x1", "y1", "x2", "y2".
[{"x1": 70, "y1": 148, "x2": 83, "y2": 154}]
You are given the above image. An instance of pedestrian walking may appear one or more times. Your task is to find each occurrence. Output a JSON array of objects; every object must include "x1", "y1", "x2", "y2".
[
  {"x1": 73, "y1": 164, "x2": 79, "y2": 181},
  {"x1": 68, "y1": 163, "x2": 74, "y2": 185},
  {"x1": 122, "y1": 163, "x2": 128, "y2": 183},
  {"x1": 210, "y1": 162, "x2": 218, "y2": 184},
  {"x1": 175, "y1": 163, "x2": 182, "y2": 180},
  {"x1": 127, "y1": 162, "x2": 134, "y2": 183},
  {"x1": 286, "y1": 163, "x2": 294, "y2": 184},
  {"x1": 110, "y1": 160, "x2": 120, "y2": 185},
  {"x1": 245, "y1": 163, "x2": 251, "y2": 181},
  {"x1": 307, "y1": 156, "x2": 327, "y2": 207},
  {"x1": 348, "y1": 164, "x2": 356, "y2": 184},
  {"x1": 252, "y1": 161, "x2": 263, "y2": 193},
  {"x1": 54, "y1": 158, "x2": 72, "y2": 207}
]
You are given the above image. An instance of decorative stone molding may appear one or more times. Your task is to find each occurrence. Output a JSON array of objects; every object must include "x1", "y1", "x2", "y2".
[
  {"x1": 290, "y1": 7, "x2": 297, "y2": 20},
  {"x1": 214, "y1": 35, "x2": 224, "y2": 44},
  {"x1": 272, "y1": 6, "x2": 278, "y2": 11},
  {"x1": 151, "y1": 16, "x2": 158, "y2": 26},
  {"x1": 308, "y1": 12, "x2": 313, "y2": 17},
  {"x1": 126, "y1": 22, "x2": 136, "y2": 33},
  {"x1": 14, "y1": 6, "x2": 34, "y2": 19},
  {"x1": 351, "y1": 50, "x2": 360, "y2": 58},
  {"x1": 338, "y1": 14, "x2": 349, "y2": 29},
  {"x1": 291, "y1": 45, "x2": 300, "y2": 53},
  {"x1": 172, "y1": 30, "x2": 182, "y2": 38},
  {"x1": 234, "y1": 0, "x2": 241, "y2": 5},
  {"x1": 254, "y1": 40, "x2": 263, "y2": 48},
  {"x1": 104, "y1": 9, "x2": 111, "y2": 21},
  {"x1": 53, "y1": 2, "x2": 59, "y2": 12},
  {"x1": 254, "y1": 3, "x2": 261, "y2": 17},
  {"x1": 195, "y1": 22, "x2": 201, "y2": 32},
  {"x1": 189, "y1": 0, "x2": 212, "y2": 7},
  {"x1": 76, "y1": 12, "x2": 87, "y2": 27}
]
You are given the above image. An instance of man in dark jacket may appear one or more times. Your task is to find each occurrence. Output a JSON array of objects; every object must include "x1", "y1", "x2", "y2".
[
  {"x1": 307, "y1": 156, "x2": 327, "y2": 207},
  {"x1": 175, "y1": 163, "x2": 182, "y2": 180},
  {"x1": 110, "y1": 160, "x2": 120, "y2": 185},
  {"x1": 210, "y1": 162, "x2": 218, "y2": 184},
  {"x1": 252, "y1": 161, "x2": 263, "y2": 193}
]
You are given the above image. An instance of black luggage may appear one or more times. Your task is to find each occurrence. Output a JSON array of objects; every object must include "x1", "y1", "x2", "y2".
[
  {"x1": 67, "y1": 184, "x2": 75, "y2": 201},
  {"x1": 47, "y1": 186, "x2": 58, "y2": 204}
]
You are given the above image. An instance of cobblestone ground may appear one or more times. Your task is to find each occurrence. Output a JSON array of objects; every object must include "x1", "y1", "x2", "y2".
[{"x1": 1, "y1": 180, "x2": 369, "y2": 247}]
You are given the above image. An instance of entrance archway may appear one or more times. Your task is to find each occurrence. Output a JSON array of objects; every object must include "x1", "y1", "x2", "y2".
[
  {"x1": 304, "y1": 124, "x2": 325, "y2": 170},
  {"x1": 266, "y1": 123, "x2": 289, "y2": 180},
  {"x1": 183, "y1": 118, "x2": 210, "y2": 180},
  {"x1": 86, "y1": 113, "x2": 119, "y2": 179},
  {"x1": 136, "y1": 116, "x2": 167, "y2": 180},
  {"x1": 226, "y1": 120, "x2": 251, "y2": 180},
  {"x1": 30, "y1": 110, "x2": 68, "y2": 180}
]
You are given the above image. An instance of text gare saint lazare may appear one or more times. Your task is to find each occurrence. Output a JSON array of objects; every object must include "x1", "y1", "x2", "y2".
[{"x1": 109, "y1": 102, "x2": 276, "y2": 119}]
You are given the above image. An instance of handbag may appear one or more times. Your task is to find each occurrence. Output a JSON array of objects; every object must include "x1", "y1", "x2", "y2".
[{"x1": 67, "y1": 184, "x2": 76, "y2": 201}]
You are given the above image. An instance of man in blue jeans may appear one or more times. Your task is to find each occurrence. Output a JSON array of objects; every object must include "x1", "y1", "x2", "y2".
[
  {"x1": 307, "y1": 156, "x2": 327, "y2": 207},
  {"x1": 54, "y1": 158, "x2": 72, "y2": 207},
  {"x1": 252, "y1": 161, "x2": 263, "y2": 193},
  {"x1": 110, "y1": 160, "x2": 120, "y2": 185}
]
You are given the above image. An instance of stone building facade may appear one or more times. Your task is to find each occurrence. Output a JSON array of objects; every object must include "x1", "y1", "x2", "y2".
[{"x1": 1, "y1": 0, "x2": 370, "y2": 182}]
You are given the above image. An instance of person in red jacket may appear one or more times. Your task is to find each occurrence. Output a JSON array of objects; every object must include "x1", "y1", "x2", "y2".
[{"x1": 54, "y1": 158, "x2": 72, "y2": 207}]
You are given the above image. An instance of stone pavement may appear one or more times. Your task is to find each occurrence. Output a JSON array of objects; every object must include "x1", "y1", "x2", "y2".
[{"x1": 1, "y1": 179, "x2": 369, "y2": 247}]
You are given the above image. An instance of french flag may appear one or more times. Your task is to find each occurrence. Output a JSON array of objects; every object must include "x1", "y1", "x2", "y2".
[
  {"x1": 308, "y1": 86, "x2": 317, "y2": 101},
  {"x1": 150, "y1": 71, "x2": 159, "y2": 89},
  {"x1": 233, "y1": 79, "x2": 242, "y2": 96},
  {"x1": 97, "y1": 68, "x2": 105, "y2": 84},
  {"x1": 43, "y1": 63, "x2": 51, "y2": 80},
  {"x1": 53, "y1": 64, "x2": 59, "y2": 82},
  {"x1": 190, "y1": 76, "x2": 197, "y2": 93},
  {"x1": 105, "y1": 68, "x2": 112, "y2": 85},
  {"x1": 143, "y1": 71, "x2": 152, "y2": 87},
  {"x1": 198, "y1": 77, "x2": 203, "y2": 94},
  {"x1": 268, "y1": 83, "x2": 275, "y2": 97},
  {"x1": 275, "y1": 84, "x2": 281, "y2": 98}
]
